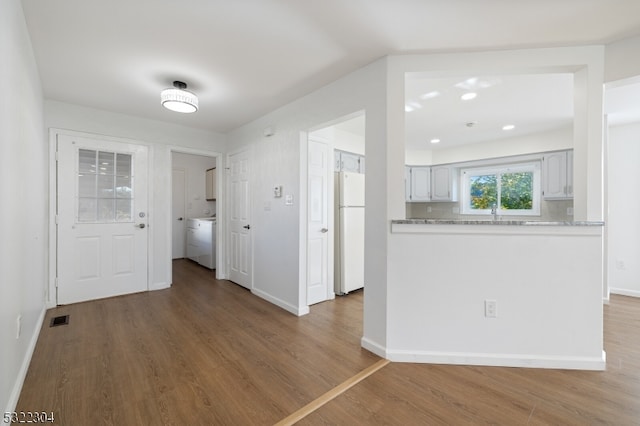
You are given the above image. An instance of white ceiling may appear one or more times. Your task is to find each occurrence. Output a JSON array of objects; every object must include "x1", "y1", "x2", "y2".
[
  {"x1": 405, "y1": 73, "x2": 575, "y2": 151},
  {"x1": 21, "y1": 0, "x2": 640, "y2": 134}
]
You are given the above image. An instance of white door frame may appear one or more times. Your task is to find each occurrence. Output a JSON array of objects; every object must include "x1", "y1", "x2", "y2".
[
  {"x1": 47, "y1": 128, "x2": 154, "y2": 308},
  {"x1": 171, "y1": 167, "x2": 187, "y2": 259},
  {"x1": 168, "y1": 147, "x2": 224, "y2": 282}
]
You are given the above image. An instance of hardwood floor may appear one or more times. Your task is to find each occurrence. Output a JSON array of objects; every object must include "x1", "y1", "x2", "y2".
[
  {"x1": 17, "y1": 260, "x2": 640, "y2": 425},
  {"x1": 301, "y1": 295, "x2": 640, "y2": 425},
  {"x1": 17, "y1": 259, "x2": 379, "y2": 425}
]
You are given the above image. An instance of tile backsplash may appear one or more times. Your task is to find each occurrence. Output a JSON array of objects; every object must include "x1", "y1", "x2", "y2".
[{"x1": 406, "y1": 199, "x2": 574, "y2": 222}]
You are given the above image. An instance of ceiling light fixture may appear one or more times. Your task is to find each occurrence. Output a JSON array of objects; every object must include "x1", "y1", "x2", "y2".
[
  {"x1": 461, "y1": 92, "x2": 477, "y2": 101},
  {"x1": 430, "y1": 138, "x2": 441, "y2": 144},
  {"x1": 502, "y1": 124, "x2": 516, "y2": 131},
  {"x1": 161, "y1": 81, "x2": 198, "y2": 113}
]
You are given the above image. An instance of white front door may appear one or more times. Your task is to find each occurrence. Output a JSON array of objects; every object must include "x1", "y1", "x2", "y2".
[
  {"x1": 57, "y1": 134, "x2": 149, "y2": 304},
  {"x1": 172, "y1": 168, "x2": 186, "y2": 259},
  {"x1": 228, "y1": 149, "x2": 251, "y2": 289},
  {"x1": 307, "y1": 137, "x2": 332, "y2": 305}
]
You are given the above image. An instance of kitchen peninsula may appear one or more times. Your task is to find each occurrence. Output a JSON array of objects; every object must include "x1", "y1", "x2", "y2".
[{"x1": 378, "y1": 218, "x2": 605, "y2": 370}]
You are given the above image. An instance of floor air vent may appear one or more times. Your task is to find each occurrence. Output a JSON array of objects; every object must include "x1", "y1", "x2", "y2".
[{"x1": 50, "y1": 315, "x2": 69, "y2": 327}]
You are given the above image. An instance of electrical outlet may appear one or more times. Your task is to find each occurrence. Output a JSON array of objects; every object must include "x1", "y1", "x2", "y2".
[
  {"x1": 16, "y1": 315, "x2": 22, "y2": 339},
  {"x1": 485, "y1": 300, "x2": 497, "y2": 318},
  {"x1": 427, "y1": 206, "x2": 432, "y2": 213}
]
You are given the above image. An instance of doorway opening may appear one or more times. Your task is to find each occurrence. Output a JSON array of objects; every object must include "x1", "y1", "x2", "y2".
[
  {"x1": 305, "y1": 112, "x2": 366, "y2": 308},
  {"x1": 604, "y1": 76, "x2": 640, "y2": 300},
  {"x1": 170, "y1": 150, "x2": 220, "y2": 283}
]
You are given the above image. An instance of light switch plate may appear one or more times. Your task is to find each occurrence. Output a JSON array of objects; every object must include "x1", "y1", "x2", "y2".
[{"x1": 285, "y1": 194, "x2": 293, "y2": 206}]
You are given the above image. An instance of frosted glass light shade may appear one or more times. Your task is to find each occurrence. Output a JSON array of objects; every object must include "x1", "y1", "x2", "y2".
[{"x1": 161, "y1": 87, "x2": 198, "y2": 113}]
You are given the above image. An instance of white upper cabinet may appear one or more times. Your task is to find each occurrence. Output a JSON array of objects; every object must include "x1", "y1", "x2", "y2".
[
  {"x1": 335, "y1": 150, "x2": 364, "y2": 173},
  {"x1": 430, "y1": 165, "x2": 458, "y2": 202},
  {"x1": 409, "y1": 166, "x2": 431, "y2": 202},
  {"x1": 406, "y1": 165, "x2": 457, "y2": 202},
  {"x1": 542, "y1": 150, "x2": 573, "y2": 199}
]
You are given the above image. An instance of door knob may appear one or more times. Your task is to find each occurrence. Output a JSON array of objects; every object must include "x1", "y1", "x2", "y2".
[
  {"x1": 177, "y1": 217, "x2": 183, "y2": 221},
  {"x1": 243, "y1": 224, "x2": 251, "y2": 230},
  {"x1": 137, "y1": 223, "x2": 146, "y2": 229},
  {"x1": 320, "y1": 228, "x2": 328, "y2": 233}
]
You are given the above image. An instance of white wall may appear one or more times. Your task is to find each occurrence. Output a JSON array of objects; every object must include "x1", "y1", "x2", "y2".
[
  {"x1": 0, "y1": 0, "x2": 47, "y2": 413},
  {"x1": 334, "y1": 127, "x2": 365, "y2": 155},
  {"x1": 44, "y1": 101, "x2": 226, "y2": 293},
  {"x1": 172, "y1": 152, "x2": 217, "y2": 219},
  {"x1": 608, "y1": 122, "x2": 640, "y2": 297},
  {"x1": 387, "y1": 224, "x2": 605, "y2": 370},
  {"x1": 605, "y1": 35, "x2": 640, "y2": 83},
  {"x1": 427, "y1": 126, "x2": 572, "y2": 165},
  {"x1": 226, "y1": 59, "x2": 390, "y2": 346}
]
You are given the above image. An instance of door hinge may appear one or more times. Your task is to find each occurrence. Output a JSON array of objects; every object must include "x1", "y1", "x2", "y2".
[
  {"x1": 55, "y1": 277, "x2": 59, "y2": 288},
  {"x1": 55, "y1": 215, "x2": 59, "y2": 225},
  {"x1": 55, "y1": 151, "x2": 59, "y2": 161}
]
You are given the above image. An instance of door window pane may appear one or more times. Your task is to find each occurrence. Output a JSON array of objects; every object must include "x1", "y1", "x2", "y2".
[
  {"x1": 78, "y1": 198, "x2": 97, "y2": 222},
  {"x1": 98, "y1": 151, "x2": 115, "y2": 175},
  {"x1": 116, "y1": 153, "x2": 132, "y2": 176},
  {"x1": 116, "y1": 176, "x2": 132, "y2": 198},
  {"x1": 97, "y1": 175, "x2": 115, "y2": 198},
  {"x1": 98, "y1": 199, "x2": 115, "y2": 222},
  {"x1": 78, "y1": 174, "x2": 96, "y2": 198},
  {"x1": 116, "y1": 199, "x2": 132, "y2": 221},
  {"x1": 77, "y1": 149, "x2": 135, "y2": 223},
  {"x1": 78, "y1": 149, "x2": 97, "y2": 173}
]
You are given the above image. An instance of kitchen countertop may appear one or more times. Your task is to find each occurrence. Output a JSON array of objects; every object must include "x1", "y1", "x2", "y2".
[{"x1": 393, "y1": 219, "x2": 604, "y2": 226}]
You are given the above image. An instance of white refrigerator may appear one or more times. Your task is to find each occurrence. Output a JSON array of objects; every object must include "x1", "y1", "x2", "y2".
[{"x1": 335, "y1": 171, "x2": 365, "y2": 295}]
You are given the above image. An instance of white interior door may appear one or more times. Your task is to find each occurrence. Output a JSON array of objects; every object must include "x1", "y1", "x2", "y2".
[
  {"x1": 228, "y1": 149, "x2": 251, "y2": 289},
  {"x1": 57, "y1": 134, "x2": 149, "y2": 304},
  {"x1": 307, "y1": 138, "x2": 332, "y2": 305},
  {"x1": 172, "y1": 168, "x2": 186, "y2": 259}
]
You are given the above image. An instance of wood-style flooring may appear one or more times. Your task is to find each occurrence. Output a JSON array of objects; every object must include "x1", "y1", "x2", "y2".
[{"x1": 17, "y1": 259, "x2": 640, "y2": 425}]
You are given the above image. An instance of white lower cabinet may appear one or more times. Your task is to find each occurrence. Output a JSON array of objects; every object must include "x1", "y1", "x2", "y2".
[{"x1": 186, "y1": 219, "x2": 216, "y2": 269}]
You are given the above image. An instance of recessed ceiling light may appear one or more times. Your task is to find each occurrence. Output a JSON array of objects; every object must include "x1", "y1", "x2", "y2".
[
  {"x1": 502, "y1": 124, "x2": 515, "y2": 131},
  {"x1": 420, "y1": 91, "x2": 440, "y2": 100},
  {"x1": 430, "y1": 138, "x2": 441, "y2": 144},
  {"x1": 404, "y1": 101, "x2": 423, "y2": 112},
  {"x1": 461, "y1": 92, "x2": 477, "y2": 101}
]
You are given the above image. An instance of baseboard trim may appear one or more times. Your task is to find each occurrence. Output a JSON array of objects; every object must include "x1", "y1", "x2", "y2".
[
  {"x1": 610, "y1": 288, "x2": 640, "y2": 298},
  {"x1": 360, "y1": 337, "x2": 388, "y2": 359},
  {"x1": 150, "y1": 281, "x2": 170, "y2": 291},
  {"x1": 385, "y1": 348, "x2": 606, "y2": 370},
  {"x1": 5, "y1": 306, "x2": 47, "y2": 414},
  {"x1": 252, "y1": 288, "x2": 310, "y2": 316}
]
